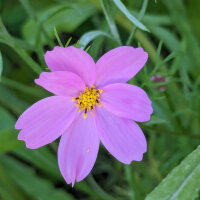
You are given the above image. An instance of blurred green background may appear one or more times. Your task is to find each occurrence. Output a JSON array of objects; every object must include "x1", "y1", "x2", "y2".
[{"x1": 0, "y1": 0, "x2": 200, "y2": 199}]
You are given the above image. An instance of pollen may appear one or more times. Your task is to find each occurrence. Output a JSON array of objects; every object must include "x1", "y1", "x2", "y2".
[{"x1": 72, "y1": 85, "x2": 103, "y2": 119}]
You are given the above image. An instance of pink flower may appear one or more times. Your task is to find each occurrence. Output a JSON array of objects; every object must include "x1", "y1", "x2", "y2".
[{"x1": 15, "y1": 46, "x2": 153, "y2": 185}]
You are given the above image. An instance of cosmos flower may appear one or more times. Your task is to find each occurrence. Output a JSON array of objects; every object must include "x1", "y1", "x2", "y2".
[{"x1": 15, "y1": 46, "x2": 153, "y2": 185}]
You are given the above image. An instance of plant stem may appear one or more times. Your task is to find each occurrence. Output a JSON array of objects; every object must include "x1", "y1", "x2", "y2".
[{"x1": 125, "y1": 165, "x2": 136, "y2": 200}]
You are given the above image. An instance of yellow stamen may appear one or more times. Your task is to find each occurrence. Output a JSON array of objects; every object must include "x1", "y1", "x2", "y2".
[
  {"x1": 83, "y1": 113, "x2": 87, "y2": 119},
  {"x1": 72, "y1": 85, "x2": 103, "y2": 119},
  {"x1": 87, "y1": 149, "x2": 90, "y2": 152}
]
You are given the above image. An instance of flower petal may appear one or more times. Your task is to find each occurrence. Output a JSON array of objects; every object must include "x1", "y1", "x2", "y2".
[
  {"x1": 45, "y1": 46, "x2": 96, "y2": 85},
  {"x1": 15, "y1": 96, "x2": 77, "y2": 149},
  {"x1": 35, "y1": 71, "x2": 85, "y2": 97},
  {"x1": 58, "y1": 113, "x2": 99, "y2": 185},
  {"x1": 95, "y1": 107, "x2": 147, "y2": 164},
  {"x1": 101, "y1": 83, "x2": 153, "y2": 122},
  {"x1": 95, "y1": 46, "x2": 148, "y2": 87}
]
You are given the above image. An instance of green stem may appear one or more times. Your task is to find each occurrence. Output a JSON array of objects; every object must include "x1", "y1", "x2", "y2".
[
  {"x1": 125, "y1": 165, "x2": 136, "y2": 200},
  {"x1": 148, "y1": 132, "x2": 163, "y2": 182}
]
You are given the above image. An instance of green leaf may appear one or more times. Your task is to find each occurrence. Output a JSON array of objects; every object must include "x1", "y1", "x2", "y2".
[
  {"x1": 65, "y1": 36, "x2": 72, "y2": 47},
  {"x1": 0, "y1": 106, "x2": 15, "y2": 130},
  {"x1": 14, "y1": 147, "x2": 61, "y2": 180},
  {"x1": 0, "y1": 86, "x2": 29, "y2": 115},
  {"x1": 144, "y1": 115, "x2": 167, "y2": 126},
  {"x1": 0, "y1": 165, "x2": 26, "y2": 200},
  {"x1": 126, "y1": 0, "x2": 149, "y2": 45},
  {"x1": 149, "y1": 26, "x2": 180, "y2": 52},
  {"x1": 0, "y1": 106, "x2": 21, "y2": 153},
  {"x1": 112, "y1": 0, "x2": 148, "y2": 31},
  {"x1": 0, "y1": 155, "x2": 75, "y2": 200},
  {"x1": 0, "y1": 130, "x2": 21, "y2": 153},
  {"x1": 145, "y1": 145, "x2": 200, "y2": 200},
  {"x1": 1, "y1": 77, "x2": 47, "y2": 98},
  {"x1": 0, "y1": 51, "x2": 3, "y2": 81},
  {"x1": 79, "y1": 30, "x2": 112, "y2": 49},
  {"x1": 0, "y1": 18, "x2": 42, "y2": 74},
  {"x1": 99, "y1": 0, "x2": 121, "y2": 45},
  {"x1": 53, "y1": 26, "x2": 63, "y2": 47},
  {"x1": 19, "y1": 0, "x2": 36, "y2": 20},
  {"x1": 22, "y1": 2, "x2": 97, "y2": 46}
]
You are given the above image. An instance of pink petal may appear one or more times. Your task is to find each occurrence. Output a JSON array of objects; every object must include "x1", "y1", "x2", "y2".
[
  {"x1": 35, "y1": 71, "x2": 85, "y2": 97},
  {"x1": 45, "y1": 46, "x2": 96, "y2": 85},
  {"x1": 58, "y1": 113, "x2": 99, "y2": 185},
  {"x1": 95, "y1": 107, "x2": 147, "y2": 164},
  {"x1": 95, "y1": 46, "x2": 148, "y2": 88},
  {"x1": 15, "y1": 96, "x2": 77, "y2": 149},
  {"x1": 101, "y1": 83, "x2": 153, "y2": 122}
]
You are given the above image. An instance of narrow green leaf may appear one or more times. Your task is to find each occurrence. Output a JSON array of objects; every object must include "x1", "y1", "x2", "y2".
[
  {"x1": 0, "y1": 165, "x2": 26, "y2": 200},
  {"x1": 23, "y1": 3, "x2": 97, "y2": 46},
  {"x1": 151, "y1": 40, "x2": 163, "y2": 75},
  {"x1": 65, "y1": 36, "x2": 72, "y2": 47},
  {"x1": 53, "y1": 26, "x2": 63, "y2": 47},
  {"x1": 0, "y1": 86, "x2": 29, "y2": 115},
  {"x1": 156, "y1": 40, "x2": 163, "y2": 62},
  {"x1": 79, "y1": 30, "x2": 113, "y2": 49},
  {"x1": 0, "y1": 106, "x2": 15, "y2": 129},
  {"x1": 74, "y1": 39, "x2": 80, "y2": 48},
  {"x1": 99, "y1": 0, "x2": 122, "y2": 45},
  {"x1": 150, "y1": 26, "x2": 180, "y2": 52},
  {"x1": 1, "y1": 77, "x2": 47, "y2": 98},
  {"x1": 85, "y1": 45, "x2": 91, "y2": 52},
  {"x1": 0, "y1": 51, "x2": 3, "y2": 81},
  {"x1": 144, "y1": 115, "x2": 167, "y2": 126},
  {"x1": 145, "y1": 145, "x2": 200, "y2": 200},
  {"x1": 126, "y1": 0, "x2": 149, "y2": 45},
  {"x1": 0, "y1": 17, "x2": 42, "y2": 74},
  {"x1": 14, "y1": 147, "x2": 61, "y2": 180},
  {"x1": 112, "y1": 0, "x2": 148, "y2": 31},
  {"x1": 0, "y1": 155, "x2": 75, "y2": 200}
]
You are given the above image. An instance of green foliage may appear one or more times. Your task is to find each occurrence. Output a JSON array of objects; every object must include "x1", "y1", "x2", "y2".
[
  {"x1": 112, "y1": 0, "x2": 148, "y2": 31},
  {"x1": 0, "y1": 0, "x2": 200, "y2": 199},
  {"x1": 79, "y1": 30, "x2": 113, "y2": 49},
  {"x1": 145, "y1": 145, "x2": 200, "y2": 200},
  {"x1": 0, "y1": 51, "x2": 3, "y2": 81}
]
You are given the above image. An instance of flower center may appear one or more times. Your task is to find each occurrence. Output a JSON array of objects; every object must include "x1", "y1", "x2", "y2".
[{"x1": 72, "y1": 85, "x2": 103, "y2": 119}]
